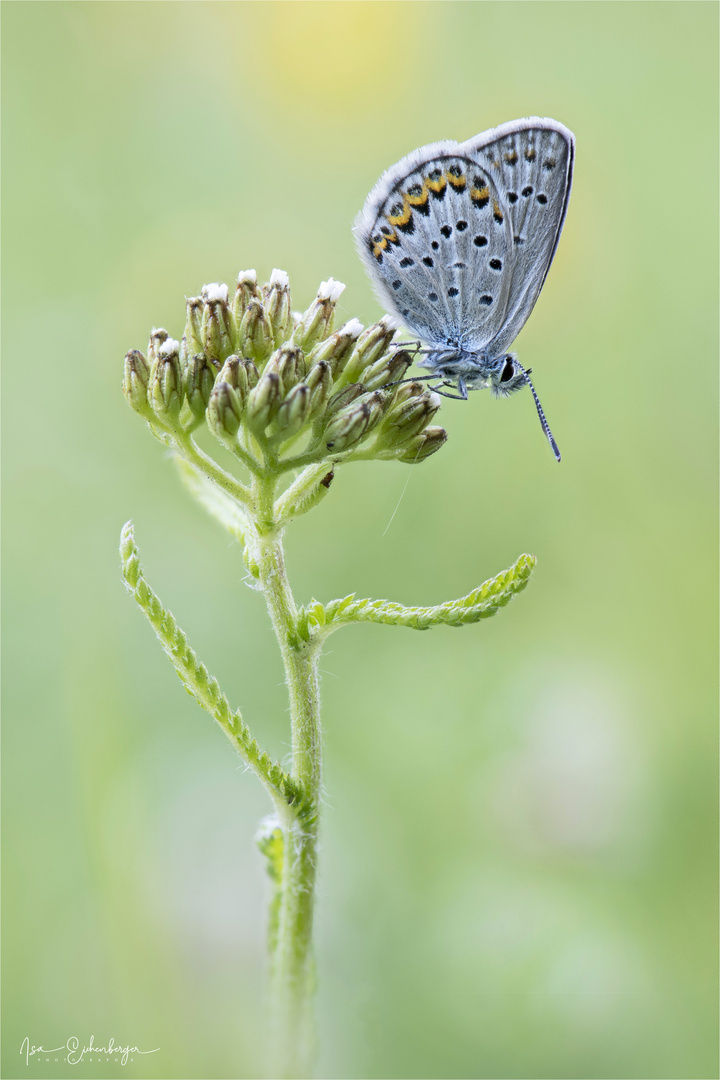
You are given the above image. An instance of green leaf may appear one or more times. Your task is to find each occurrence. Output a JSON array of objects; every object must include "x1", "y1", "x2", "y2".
[
  {"x1": 305, "y1": 553, "x2": 537, "y2": 637},
  {"x1": 120, "y1": 521, "x2": 310, "y2": 816}
]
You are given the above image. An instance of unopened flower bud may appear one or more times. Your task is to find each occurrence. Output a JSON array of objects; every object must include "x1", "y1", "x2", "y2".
[
  {"x1": 303, "y1": 360, "x2": 333, "y2": 421},
  {"x1": 361, "y1": 349, "x2": 412, "y2": 392},
  {"x1": 382, "y1": 389, "x2": 442, "y2": 444},
  {"x1": 239, "y1": 299, "x2": 274, "y2": 364},
  {"x1": 217, "y1": 355, "x2": 258, "y2": 407},
  {"x1": 268, "y1": 345, "x2": 305, "y2": 395},
  {"x1": 264, "y1": 269, "x2": 292, "y2": 346},
  {"x1": 259, "y1": 348, "x2": 301, "y2": 400},
  {"x1": 233, "y1": 270, "x2": 260, "y2": 325},
  {"x1": 385, "y1": 380, "x2": 428, "y2": 407},
  {"x1": 185, "y1": 353, "x2": 217, "y2": 422},
  {"x1": 201, "y1": 283, "x2": 236, "y2": 364},
  {"x1": 274, "y1": 383, "x2": 310, "y2": 439},
  {"x1": 147, "y1": 328, "x2": 169, "y2": 367},
  {"x1": 247, "y1": 369, "x2": 282, "y2": 431},
  {"x1": 305, "y1": 318, "x2": 363, "y2": 377},
  {"x1": 339, "y1": 315, "x2": 399, "y2": 384},
  {"x1": 122, "y1": 349, "x2": 153, "y2": 418},
  {"x1": 241, "y1": 356, "x2": 260, "y2": 390},
  {"x1": 150, "y1": 338, "x2": 183, "y2": 423},
  {"x1": 291, "y1": 278, "x2": 346, "y2": 351},
  {"x1": 323, "y1": 382, "x2": 366, "y2": 423},
  {"x1": 324, "y1": 390, "x2": 385, "y2": 452},
  {"x1": 396, "y1": 425, "x2": 448, "y2": 463},
  {"x1": 207, "y1": 380, "x2": 243, "y2": 441},
  {"x1": 184, "y1": 297, "x2": 204, "y2": 356}
]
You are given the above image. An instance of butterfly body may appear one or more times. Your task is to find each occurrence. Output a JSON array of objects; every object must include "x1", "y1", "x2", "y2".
[
  {"x1": 353, "y1": 118, "x2": 574, "y2": 459},
  {"x1": 415, "y1": 347, "x2": 525, "y2": 398}
]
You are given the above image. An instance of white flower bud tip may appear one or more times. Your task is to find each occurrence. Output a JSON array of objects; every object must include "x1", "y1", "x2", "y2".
[
  {"x1": 339, "y1": 318, "x2": 364, "y2": 339},
  {"x1": 158, "y1": 337, "x2": 180, "y2": 359},
  {"x1": 317, "y1": 278, "x2": 346, "y2": 302},
  {"x1": 237, "y1": 270, "x2": 257, "y2": 286},
  {"x1": 269, "y1": 269, "x2": 289, "y2": 288},
  {"x1": 379, "y1": 314, "x2": 400, "y2": 332},
  {"x1": 427, "y1": 392, "x2": 442, "y2": 409},
  {"x1": 202, "y1": 283, "x2": 229, "y2": 304}
]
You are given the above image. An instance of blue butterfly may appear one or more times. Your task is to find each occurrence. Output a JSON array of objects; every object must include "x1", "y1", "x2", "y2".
[{"x1": 354, "y1": 118, "x2": 575, "y2": 460}]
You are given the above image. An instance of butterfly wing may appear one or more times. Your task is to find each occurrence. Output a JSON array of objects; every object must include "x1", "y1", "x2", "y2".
[
  {"x1": 462, "y1": 118, "x2": 574, "y2": 356},
  {"x1": 353, "y1": 141, "x2": 515, "y2": 350}
]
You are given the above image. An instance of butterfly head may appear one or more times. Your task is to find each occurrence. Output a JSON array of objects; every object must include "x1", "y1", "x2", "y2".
[{"x1": 488, "y1": 353, "x2": 527, "y2": 398}]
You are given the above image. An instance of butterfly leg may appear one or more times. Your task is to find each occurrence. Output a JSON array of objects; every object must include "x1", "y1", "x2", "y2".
[
  {"x1": 427, "y1": 379, "x2": 467, "y2": 401},
  {"x1": 390, "y1": 339, "x2": 428, "y2": 356}
]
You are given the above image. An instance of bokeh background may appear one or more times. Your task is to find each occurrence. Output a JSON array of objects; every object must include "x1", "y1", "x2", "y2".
[{"x1": 3, "y1": 3, "x2": 717, "y2": 1078}]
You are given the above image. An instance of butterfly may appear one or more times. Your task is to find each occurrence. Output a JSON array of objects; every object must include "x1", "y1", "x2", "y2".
[{"x1": 353, "y1": 117, "x2": 575, "y2": 461}]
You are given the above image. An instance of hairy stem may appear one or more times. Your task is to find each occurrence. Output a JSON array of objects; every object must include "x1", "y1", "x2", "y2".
[
  {"x1": 175, "y1": 432, "x2": 255, "y2": 503},
  {"x1": 255, "y1": 473, "x2": 322, "y2": 1078}
]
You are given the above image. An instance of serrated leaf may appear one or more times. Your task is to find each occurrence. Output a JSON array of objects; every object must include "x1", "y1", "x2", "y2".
[{"x1": 316, "y1": 553, "x2": 536, "y2": 636}]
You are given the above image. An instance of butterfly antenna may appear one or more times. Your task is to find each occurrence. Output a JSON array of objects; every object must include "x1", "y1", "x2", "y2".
[{"x1": 516, "y1": 362, "x2": 561, "y2": 462}]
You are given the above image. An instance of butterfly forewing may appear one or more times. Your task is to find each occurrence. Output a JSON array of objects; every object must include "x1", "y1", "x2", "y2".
[
  {"x1": 355, "y1": 149, "x2": 515, "y2": 349},
  {"x1": 465, "y1": 120, "x2": 574, "y2": 355}
]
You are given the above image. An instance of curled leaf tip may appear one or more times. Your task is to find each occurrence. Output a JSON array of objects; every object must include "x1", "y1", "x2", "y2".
[{"x1": 306, "y1": 552, "x2": 537, "y2": 638}]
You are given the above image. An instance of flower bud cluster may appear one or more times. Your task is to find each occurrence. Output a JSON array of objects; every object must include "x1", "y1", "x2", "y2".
[{"x1": 123, "y1": 270, "x2": 447, "y2": 466}]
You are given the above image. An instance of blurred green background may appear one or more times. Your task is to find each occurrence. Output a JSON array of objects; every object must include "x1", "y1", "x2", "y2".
[{"x1": 3, "y1": 2, "x2": 717, "y2": 1078}]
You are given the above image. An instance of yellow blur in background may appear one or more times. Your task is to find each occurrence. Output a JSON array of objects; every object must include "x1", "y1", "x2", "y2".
[{"x1": 3, "y1": 3, "x2": 717, "y2": 1078}]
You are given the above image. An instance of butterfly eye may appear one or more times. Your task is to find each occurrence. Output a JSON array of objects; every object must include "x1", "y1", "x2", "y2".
[{"x1": 500, "y1": 358, "x2": 515, "y2": 383}]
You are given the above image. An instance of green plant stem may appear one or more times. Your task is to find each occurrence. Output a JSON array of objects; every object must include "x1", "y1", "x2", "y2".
[
  {"x1": 255, "y1": 473, "x2": 322, "y2": 1079},
  {"x1": 175, "y1": 432, "x2": 256, "y2": 503}
]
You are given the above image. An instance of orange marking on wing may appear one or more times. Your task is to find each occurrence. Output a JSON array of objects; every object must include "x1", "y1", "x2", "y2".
[
  {"x1": 445, "y1": 169, "x2": 467, "y2": 190},
  {"x1": 387, "y1": 201, "x2": 413, "y2": 227},
  {"x1": 405, "y1": 183, "x2": 429, "y2": 208}
]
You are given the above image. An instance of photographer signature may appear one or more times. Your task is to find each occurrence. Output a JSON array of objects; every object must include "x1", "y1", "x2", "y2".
[{"x1": 20, "y1": 1035, "x2": 160, "y2": 1067}]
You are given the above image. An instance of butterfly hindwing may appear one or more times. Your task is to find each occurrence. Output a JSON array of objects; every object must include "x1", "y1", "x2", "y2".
[{"x1": 464, "y1": 119, "x2": 574, "y2": 355}]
